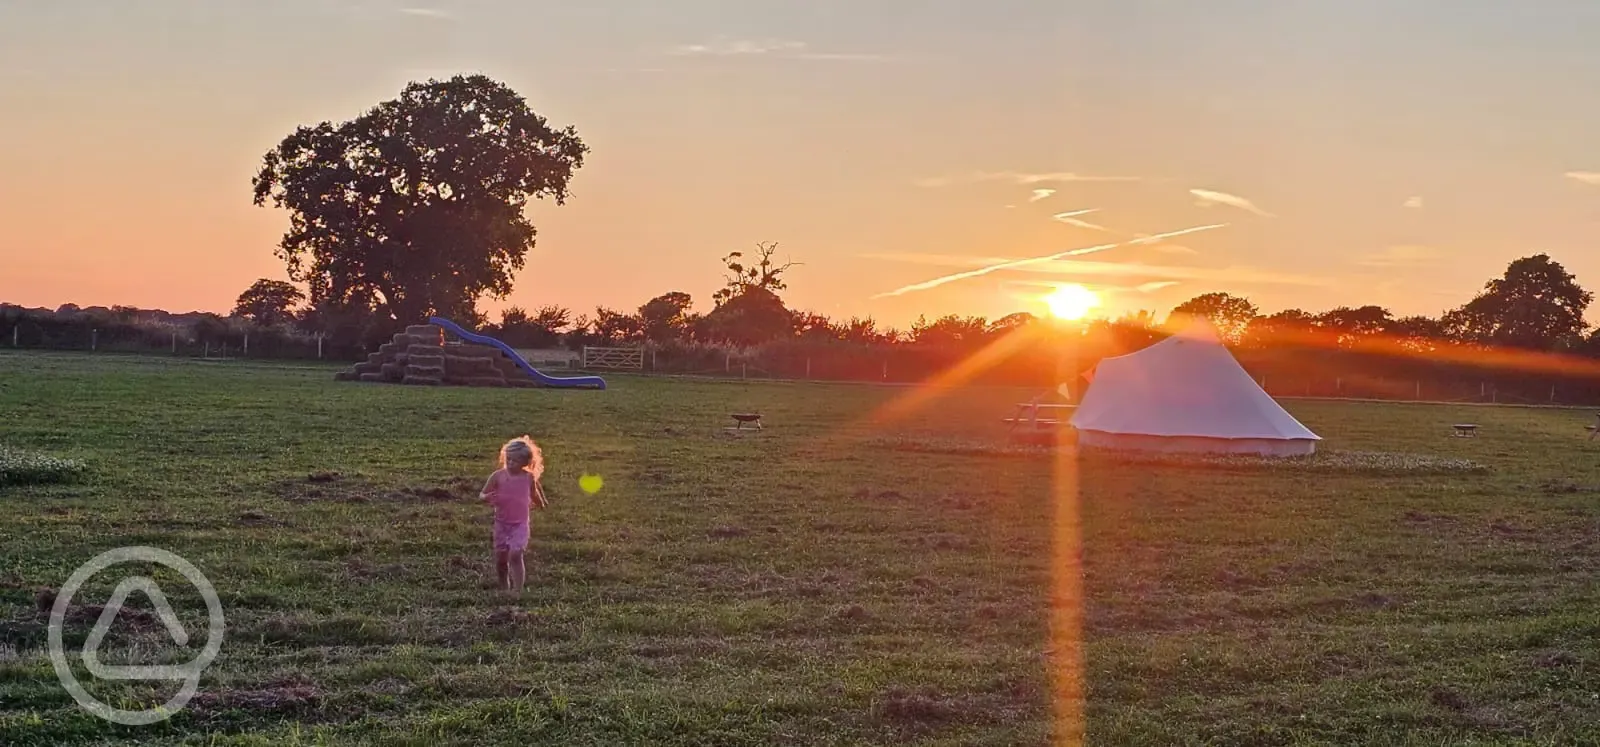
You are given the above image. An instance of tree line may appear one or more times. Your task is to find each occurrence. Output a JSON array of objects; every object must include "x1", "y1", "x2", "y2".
[
  {"x1": 7, "y1": 248, "x2": 1600, "y2": 403},
  {"x1": 6, "y1": 72, "x2": 1599, "y2": 402}
]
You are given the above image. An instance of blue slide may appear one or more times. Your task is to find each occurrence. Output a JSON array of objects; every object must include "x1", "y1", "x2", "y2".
[{"x1": 428, "y1": 316, "x2": 606, "y2": 390}]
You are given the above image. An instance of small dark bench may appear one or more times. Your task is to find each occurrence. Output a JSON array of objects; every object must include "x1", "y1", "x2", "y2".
[
  {"x1": 730, "y1": 413, "x2": 763, "y2": 430},
  {"x1": 1452, "y1": 424, "x2": 1478, "y2": 438}
]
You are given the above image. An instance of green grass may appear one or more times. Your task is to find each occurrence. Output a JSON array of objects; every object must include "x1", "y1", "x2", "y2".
[{"x1": 2, "y1": 350, "x2": 1599, "y2": 745}]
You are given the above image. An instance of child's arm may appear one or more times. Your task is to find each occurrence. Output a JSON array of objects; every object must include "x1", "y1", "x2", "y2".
[{"x1": 479, "y1": 472, "x2": 498, "y2": 503}]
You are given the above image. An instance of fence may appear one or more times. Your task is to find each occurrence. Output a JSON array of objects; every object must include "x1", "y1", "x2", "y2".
[
  {"x1": 8, "y1": 311, "x2": 1600, "y2": 405},
  {"x1": 581, "y1": 346, "x2": 644, "y2": 370}
]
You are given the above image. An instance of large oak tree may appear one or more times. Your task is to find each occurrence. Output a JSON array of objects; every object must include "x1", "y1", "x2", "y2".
[
  {"x1": 1443, "y1": 254, "x2": 1593, "y2": 350},
  {"x1": 251, "y1": 74, "x2": 587, "y2": 324}
]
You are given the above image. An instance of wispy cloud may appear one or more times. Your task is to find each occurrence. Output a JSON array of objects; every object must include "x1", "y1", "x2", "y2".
[
  {"x1": 398, "y1": 7, "x2": 452, "y2": 19},
  {"x1": 1356, "y1": 245, "x2": 1446, "y2": 268},
  {"x1": 1135, "y1": 281, "x2": 1182, "y2": 292},
  {"x1": 1403, "y1": 195, "x2": 1424, "y2": 209},
  {"x1": 1148, "y1": 243, "x2": 1198, "y2": 255},
  {"x1": 867, "y1": 223, "x2": 1229, "y2": 298},
  {"x1": 1029, "y1": 189, "x2": 1056, "y2": 203},
  {"x1": 914, "y1": 171, "x2": 1142, "y2": 188},
  {"x1": 1051, "y1": 210, "x2": 1199, "y2": 255},
  {"x1": 1050, "y1": 208, "x2": 1101, "y2": 225},
  {"x1": 869, "y1": 253, "x2": 1327, "y2": 288},
  {"x1": 668, "y1": 38, "x2": 884, "y2": 61},
  {"x1": 1566, "y1": 171, "x2": 1600, "y2": 186},
  {"x1": 1190, "y1": 188, "x2": 1274, "y2": 217}
]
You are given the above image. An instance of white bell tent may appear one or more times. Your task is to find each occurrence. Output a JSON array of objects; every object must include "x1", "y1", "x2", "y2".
[{"x1": 1069, "y1": 318, "x2": 1321, "y2": 456}]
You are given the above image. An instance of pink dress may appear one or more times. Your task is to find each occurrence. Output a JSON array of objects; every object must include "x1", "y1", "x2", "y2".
[{"x1": 482, "y1": 468, "x2": 535, "y2": 552}]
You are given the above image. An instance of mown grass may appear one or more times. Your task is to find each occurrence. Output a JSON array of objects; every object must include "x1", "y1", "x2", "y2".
[{"x1": 1, "y1": 350, "x2": 1598, "y2": 745}]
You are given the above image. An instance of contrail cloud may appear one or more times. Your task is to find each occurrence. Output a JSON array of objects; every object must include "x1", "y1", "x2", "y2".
[
  {"x1": 1190, "y1": 188, "x2": 1273, "y2": 217},
  {"x1": 871, "y1": 223, "x2": 1229, "y2": 298}
]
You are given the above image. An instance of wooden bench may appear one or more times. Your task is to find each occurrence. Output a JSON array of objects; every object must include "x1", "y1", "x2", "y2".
[
  {"x1": 1004, "y1": 403, "x2": 1074, "y2": 440},
  {"x1": 729, "y1": 413, "x2": 763, "y2": 431},
  {"x1": 1452, "y1": 424, "x2": 1478, "y2": 438}
]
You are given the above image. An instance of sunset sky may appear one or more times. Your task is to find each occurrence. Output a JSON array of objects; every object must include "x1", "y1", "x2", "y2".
[{"x1": 3, "y1": 0, "x2": 1600, "y2": 328}]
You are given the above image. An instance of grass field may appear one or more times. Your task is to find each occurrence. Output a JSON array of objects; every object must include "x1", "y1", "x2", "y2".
[{"x1": 2, "y1": 351, "x2": 1599, "y2": 746}]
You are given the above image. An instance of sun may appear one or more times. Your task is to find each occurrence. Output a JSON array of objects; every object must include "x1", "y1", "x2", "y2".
[{"x1": 1043, "y1": 284, "x2": 1099, "y2": 320}]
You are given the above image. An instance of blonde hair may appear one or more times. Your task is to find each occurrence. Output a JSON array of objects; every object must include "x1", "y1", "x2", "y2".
[{"x1": 498, "y1": 435, "x2": 544, "y2": 478}]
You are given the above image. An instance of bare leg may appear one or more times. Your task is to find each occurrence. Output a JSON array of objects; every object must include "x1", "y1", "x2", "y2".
[
  {"x1": 508, "y1": 550, "x2": 526, "y2": 595},
  {"x1": 495, "y1": 549, "x2": 509, "y2": 589}
]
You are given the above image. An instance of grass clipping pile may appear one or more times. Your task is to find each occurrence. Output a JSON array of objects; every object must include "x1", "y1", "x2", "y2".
[
  {"x1": 0, "y1": 445, "x2": 87, "y2": 486},
  {"x1": 872, "y1": 436, "x2": 1488, "y2": 474}
]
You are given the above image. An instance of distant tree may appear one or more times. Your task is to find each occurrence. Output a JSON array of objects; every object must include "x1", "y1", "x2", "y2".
[
  {"x1": 531, "y1": 305, "x2": 573, "y2": 336},
  {"x1": 493, "y1": 305, "x2": 568, "y2": 348},
  {"x1": 839, "y1": 317, "x2": 893, "y2": 345},
  {"x1": 1580, "y1": 329, "x2": 1600, "y2": 358},
  {"x1": 1316, "y1": 305, "x2": 1393, "y2": 347},
  {"x1": 1240, "y1": 309, "x2": 1314, "y2": 348},
  {"x1": 1169, "y1": 292, "x2": 1259, "y2": 344},
  {"x1": 988, "y1": 312, "x2": 1038, "y2": 335},
  {"x1": 191, "y1": 313, "x2": 230, "y2": 346},
  {"x1": 1442, "y1": 254, "x2": 1593, "y2": 350},
  {"x1": 714, "y1": 242, "x2": 796, "y2": 305},
  {"x1": 251, "y1": 74, "x2": 588, "y2": 324},
  {"x1": 1115, "y1": 310, "x2": 1158, "y2": 329},
  {"x1": 295, "y1": 291, "x2": 392, "y2": 349},
  {"x1": 699, "y1": 286, "x2": 793, "y2": 346},
  {"x1": 792, "y1": 311, "x2": 842, "y2": 341},
  {"x1": 910, "y1": 314, "x2": 991, "y2": 348},
  {"x1": 637, "y1": 292, "x2": 695, "y2": 344},
  {"x1": 590, "y1": 306, "x2": 642, "y2": 343},
  {"x1": 232, "y1": 279, "x2": 305, "y2": 327},
  {"x1": 1388, "y1": 315, "x2": 1448, "y2": 353}
]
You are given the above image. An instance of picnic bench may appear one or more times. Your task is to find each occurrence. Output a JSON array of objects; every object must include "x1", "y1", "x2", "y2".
[
  {"x1": 1452, "y1": 423, "x2": 1478, "y2": 438},
  {"x1": 729, "y1": 413, "x2": 763, "y2": 431},
  {"x1": 1003, "y1": 402, "x2": 1074, "y2": 440}
]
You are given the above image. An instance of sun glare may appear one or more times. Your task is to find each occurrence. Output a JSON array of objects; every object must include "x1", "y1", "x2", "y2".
[{"x1": 1044, "y1": 284, "x2": 1099, "y2": 320}]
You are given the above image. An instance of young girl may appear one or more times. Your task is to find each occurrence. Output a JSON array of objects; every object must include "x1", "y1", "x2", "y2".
[{"x1": 479, "y1": 435, "x2": 548, "y2": 595}]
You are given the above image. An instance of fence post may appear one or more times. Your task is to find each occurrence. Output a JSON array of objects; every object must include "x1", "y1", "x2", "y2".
[
  {"x1": 805, "y1": 358, "x2": 811, "y2": 379},
  {"x1": 741, "y1": 362, "x2": 747, "y2": 379},
  {"x1": 204, "y1": 342, "x2": 209, "y2": 358},
  {"x1": 1415, "y1": 381, "x2": 1421, "y2": 400},
  {"x1": 11, "y1": 326, "x2": 16, "y2": 347},
  {"x1": 243, "y1": 332, "x2": 249, "y2": 358},
  {"x1": 171, "y1": 332, "x2": 177, "y2": 354},
  {"x1": 91, "y1": 329, "x2": 98, "y2": 351},
  {"x1": 1480, "y1": 382, "x2": 1486, "y2": 399},
  {"x1": 317, "y1": 334, "x2": 323, "y2": 359},
  {"x1": 1550, "y1": 385, "x2": 1556, "y2": 403},
  {"x1": 882, "y1": 360, "x2": 888, "y2": 381},
  {"x1": 725, "y1": 351, "x2": 731, "y2": 373},
  {"x1": 1336, "y1": 377, "x2": 1341, "y2": 396},
  {"x1": 650, "y1": 349, "x2": 657, "y2": 371}
]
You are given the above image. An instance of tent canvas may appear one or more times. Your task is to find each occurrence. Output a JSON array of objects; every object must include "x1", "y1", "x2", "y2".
[{"x1": 1069, "y1": 318, "x2": 1320, "y2": 456}]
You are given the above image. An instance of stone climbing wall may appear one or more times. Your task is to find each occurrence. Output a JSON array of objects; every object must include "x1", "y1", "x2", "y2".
[{"x1": 334, "y1": 324, "x2": 536, "y2": 387}]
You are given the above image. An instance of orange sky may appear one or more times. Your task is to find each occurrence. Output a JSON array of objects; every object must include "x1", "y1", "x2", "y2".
[{"x1": 3, "y1": 1, "x2": 1600, "y2": 329}]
